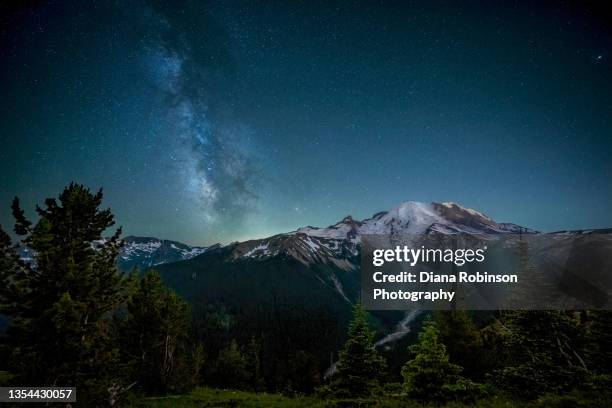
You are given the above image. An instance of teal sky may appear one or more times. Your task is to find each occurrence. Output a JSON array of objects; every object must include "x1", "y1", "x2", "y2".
[{"x1": 1, "y1": 1, "x2": 611, "y2": 245}]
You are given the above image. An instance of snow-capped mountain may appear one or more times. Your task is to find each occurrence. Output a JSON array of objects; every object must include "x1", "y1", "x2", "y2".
[
  {"x1": 176, "y1": 201, "x2": 536, "y2": 308},
  {"x1": 117, "y1": 236, "x2": 211, "y2": 272},
  {"x1": 231, "y1": 201, "x2": 535, "y2": 269},
  {"x1": 17, "y1": 236, "x2": 211, "y2": 272},
  {"x1": 150, "y1": 200, "x2": 609, "y2": 353},
  {"x1": 299, "y1": 201, "x2": 535, "y2": 239},
  {"x1": 14, "y1": 201, "x2": 537, "y2": 276}
]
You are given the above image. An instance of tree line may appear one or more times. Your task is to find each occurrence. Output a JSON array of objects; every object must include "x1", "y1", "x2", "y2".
[
  {"x1": 323, "y1": 305, "x2": 612, "y2": 405},
  {"x1": 1, "y1": 183, "x2": 611, "y2": 406}
]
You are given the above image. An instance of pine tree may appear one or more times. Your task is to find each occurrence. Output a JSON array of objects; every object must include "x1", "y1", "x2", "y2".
[
  {"x1": 214, "y1": 339, "x2": 250, "y2": 389},
  {"x1": 244, "y1": 336, "x2": 265, "y2": 391},
  {"x1": 587, "y1": 311, "x2": 612, "y2": 374},
  {"x1": 0, "y1": 184, "x2": 128, "y2": 405},
  {"x1": 434, "y1": 310, "x2": 485, "y2": 379},
  {"x1": 331, "y1": 303, "x2": 386, "y2": 398},
  {"x1": 495, "y1": 310, "x2": 588, "y2": 398},
  {"x1": 120, "y1": 270, "x2": 196, "y2": 394},
  {"x1": 401, "y1": 319, "x2": 463, "y2": 404},
  {"x1": 0, "y1": 225, "x2": 24, "y2": 311}
]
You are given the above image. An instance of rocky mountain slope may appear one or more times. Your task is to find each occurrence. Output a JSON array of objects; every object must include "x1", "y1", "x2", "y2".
[{"x1": 117, "y1": 236, "x2": 212, "y2": 272}]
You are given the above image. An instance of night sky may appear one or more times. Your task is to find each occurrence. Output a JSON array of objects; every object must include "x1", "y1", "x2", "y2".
[{"x1": 1, "y1": 1, "x2": 611, "y2": 245}]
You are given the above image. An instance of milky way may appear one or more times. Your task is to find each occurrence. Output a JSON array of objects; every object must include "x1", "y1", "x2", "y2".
[
  {"x1": 1, "y1": 1, "x2": 611, "y2": 245},
  {"x1": 143, "y1": 3, "x2": 260, "y2": 225}
]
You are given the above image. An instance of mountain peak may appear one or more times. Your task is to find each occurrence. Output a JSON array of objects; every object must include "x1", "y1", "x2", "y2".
[
  {"x1": 340, "y1": 215, "x2": 354, "y2": 223},
  {"x1": 235, "y1": 199, "x2": 536, "y2": 268},
  {"x1": 295, "y1": 200, "x2": 532, "y2": 243}
]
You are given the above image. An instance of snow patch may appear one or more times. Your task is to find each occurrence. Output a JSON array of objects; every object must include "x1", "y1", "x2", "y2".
[
  {"x1": 243, "y1": 243, "x2": 270, "y2": 258},
  {"x1": 330, "y1": 274, "x2": 350, "y2": 302}
]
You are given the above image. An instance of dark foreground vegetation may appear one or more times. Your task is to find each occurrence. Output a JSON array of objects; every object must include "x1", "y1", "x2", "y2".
[{"x1": 1, "y1": 184, "x2": 611, "y2": 407}]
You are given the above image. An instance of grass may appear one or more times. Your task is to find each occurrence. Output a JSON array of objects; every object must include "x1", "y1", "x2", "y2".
[
  {"x1": 134, "y1": 387, "x2": 328, "y2": 408},
  {"x1": 0, "y1": 371, "x2": 14, "y2": 386},
  {"x1": 133, "y1": 387, "x2": 533, "y2": 408}
]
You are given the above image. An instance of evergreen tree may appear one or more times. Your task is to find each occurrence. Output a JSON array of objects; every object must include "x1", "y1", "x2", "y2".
[
  {"x1": 401, "y1": 319, "x2": 464, "y2": 404},
  {"x1": 587, "y1": 311, "x2": 612, "y2": 374},
  {"x1": 244, "y1": 336, "x2": 265, "y2": 391},
  {"x1": 0, "y1": 225, "x2": 26, "y2": 369},
  {"x1": 478, "y1": 316, "x2": 513, "y2": 373},
  {"x1": 214, "y1": 339, "x2": 250, "y2": 389},
  {"x1": 434, "y1": 310, "x2": 485, "y2": 379},
  {"x1": 0, "y1": 184, "x2": 128, "y2": 405},
  {"x1": 285, "y1": 350, "x2": 320, "y2": 394},
  {"x1": 495, "y1": 310, "x2": 588, "y2": 399},
  {"x1": 331, "y1": 303, "x2": 386, "y2": 398},
  {"x1": 120, "y1": 271, "x2": 197, "y2": 394},
  {"x1": 0, "y1": 225, "x2": 24, "y2": 311}
]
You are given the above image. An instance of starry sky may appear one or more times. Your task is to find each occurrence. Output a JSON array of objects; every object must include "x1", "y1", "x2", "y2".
[{"x1": 1, "y1": 0, "x2": 611, "y2": 245}]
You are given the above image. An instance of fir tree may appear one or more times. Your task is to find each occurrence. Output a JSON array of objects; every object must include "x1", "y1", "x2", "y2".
[
  {"x1": 120, "y1": 271, "x2": 196, "y2": 394},
  {"x1": 0, "y1": 184, "x2": 128, "y2": 405},
  {"x1": 495, "y1": 310, "x2": 588, "y2": 398},
  {"x1": 286, "y1": 350, "x2": 320, "y2": 394},
  {"x1": 331, "y1": 303, "x2": 386, "y2": 398},
  {"x1": 244, "y1": 336, "x2": 265, "y2": 391},
  {"x1": 434, "y1": 310, "x2": 485, "y2": 379},
  {"x1": 587, "y1": 311, "x2": 612, "y2": 374},
  {"x1": 0, "y1": 225, "x2": 24, "y2": 310},
  {"x1": 214, "y1": 339, "x2": 250, "y2": 389},
  {"x1": 401, "y1": 319, "x2": 463, "y2": 404}
]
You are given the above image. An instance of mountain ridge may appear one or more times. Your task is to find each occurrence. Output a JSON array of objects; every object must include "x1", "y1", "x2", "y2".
[
  {"x1": 117, "y1": 235, "x2": 211, "y2": 272},
  {"x1": 225, "y1": 201, "x2": 537, "y2": 271}
]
